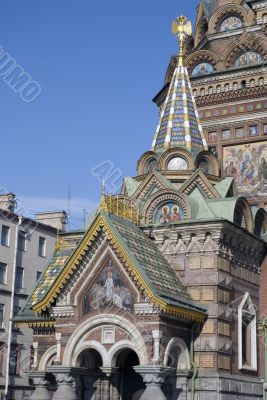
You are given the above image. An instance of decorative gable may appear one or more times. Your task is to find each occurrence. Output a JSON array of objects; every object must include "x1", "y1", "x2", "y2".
[
  {"x1": 180, "y1": 170, "x2": 220, "y2": 199},
  {"x1": 134, "y1": 173, "x2": 165, "y2": 200}
]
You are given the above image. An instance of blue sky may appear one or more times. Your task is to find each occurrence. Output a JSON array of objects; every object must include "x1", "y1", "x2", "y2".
[{"x1": 0, "y1": 1, "x2": 199, "y2": 229}]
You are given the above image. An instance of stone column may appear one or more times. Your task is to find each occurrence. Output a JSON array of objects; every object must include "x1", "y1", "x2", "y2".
[
  {"x1": 32, "y1": 342, "x2": 39, "y2": 370},
  {"x1": 94, "y1": 377, "x2": 102, "y2": 400},
  {"x1": 152, "y1": 331, "x2": 163, "y2": 363},
  {"x1": 134, "y1": 366, "x2": 174, "y2": 400},
  {"x1": 52, "y1": 374, "x2": 78, "y2": 400},
  {"x1": 54, "y1": 333, "x2": 62, "y2": 364},
  {"x1": 47, "y1": 367, "x2": 87, "y2": 400},
  {"x1": 100, "y1": 367, "x2": 119, "y2": 400},
  {"x1": 111, "y1": 370, "x2": 120, "y2": 400},
  {"x1": 29, "y1": 372, "x2": 51, "y2": 400}
]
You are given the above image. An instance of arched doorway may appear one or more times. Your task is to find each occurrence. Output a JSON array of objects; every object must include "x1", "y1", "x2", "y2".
[
  {"x1": 76, "y1": 349, "x2": 103, "y2": 400},
  {"x1": 115, "y1": 349, "x2": 145, "y2": 400}
]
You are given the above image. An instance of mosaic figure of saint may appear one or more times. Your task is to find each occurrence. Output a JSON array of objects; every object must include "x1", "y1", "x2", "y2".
[
  {"x1": 224, "y1": 161, "x2": 237, "y2": 179},
  {"x1": 160, "y1": 206, "x2": 172, "y2": 224},
  {"x1": 171, "y1": 206, "x2": 181, "y2": 222},
  {"x1": 104, "y1": 268, "x2": 114, "y2": 302},
  {"x1": 258, "y1": 158, "x2": 267, "y2": 182}
]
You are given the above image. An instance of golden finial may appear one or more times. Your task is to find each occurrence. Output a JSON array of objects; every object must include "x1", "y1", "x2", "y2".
[
  {"x1": 99, "y1": 180, "x2": 108, "y2": 212},
  {"x1": 54, "y1": 237, "x2": 68, "y2": 252},
  {"x1": 172, "y1": 16, "x2": 192, "y2": 66}
]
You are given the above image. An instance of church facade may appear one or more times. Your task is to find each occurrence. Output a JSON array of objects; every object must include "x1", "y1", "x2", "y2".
[{"x1": 14, "y1": 2, "x2": 267, "y2": 400}]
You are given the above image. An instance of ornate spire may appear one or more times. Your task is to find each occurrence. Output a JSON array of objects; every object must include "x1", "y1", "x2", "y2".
[{"x1": 151, "y1": 16, "x2": 208, "y2": 155}]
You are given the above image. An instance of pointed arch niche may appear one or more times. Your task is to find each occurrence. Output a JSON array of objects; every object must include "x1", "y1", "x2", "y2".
[{"x1": 238, "y1": 292, "x2": 257, "y2": 371}]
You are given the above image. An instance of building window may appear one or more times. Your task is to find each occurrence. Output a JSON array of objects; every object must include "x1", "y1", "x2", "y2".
[
  {"x1": 0, "y1": 347, "x2": 3, "y2": 374},
  {"x1": 0, "y1": 263, "x2": 7, "y2": 285},
  {"x1": 1, "y1": 225, "x2": 10, "y2": 247},
  {"x1": 38, "y1": 237, "x2": 46, "y2": 257},
  {"x1": 264, "y1": 124, "x2": 267, "y2": 135},
  {"x1": 15, "y1": 267, "x2": 24, "y2": 290},
  {"x1": 17, "y1": 231, "x2": 26, "y2": 252},
  {"x1": 222, "y1": 129, "x2": 231, "y2": 140},
  {"x1": 9, "y1": 345, "x2": 20, "y2": 375},
  {"x1": 208, "y1": 132, "x2": 217, "y2": 142},
  {"x1": 36, "y1": 271, "x2": 42, "y2": 281},
  {"x1": 235, "y1": 127, "x2": 244, "y2": 138},
  {"x1": 0, "y1": 304, "x2": 4, "y2": 328},
  {"x1": 249, "y1": 125, "x2": 259, "y2": 137},
  {"x1": 13, "y1": 305, "x2": 20, "y2": 316},
  {"x1": 238, "y1": 292, "x2": 257, "y2": 371}
]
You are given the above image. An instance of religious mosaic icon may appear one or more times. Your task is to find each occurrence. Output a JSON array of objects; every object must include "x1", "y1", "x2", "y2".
[
  {"x1": 197, "y1": 159, "x2": 210, "y2": 174},
  {"x1": 83, "y1": 260, "x2": 133, "y2": 314},
  {"x1": 223, "y1": 142, "x2": 267, "y2": 196},
  {"x1": 235, "y1": 52, "x2": 262, "y2": 67},
  {"x1": 145, "y1": 158, "x2": 159, "y2": 173},
  {"x1": 192, "y1": 62, "x2": 213, "y2": 76},
  {"x1": 154, "y1": 203, "x2": 185, "y2": 224},
  {"x1": 220, "y1": 16, "x2": 242, "y2": 32},
  {"x1": 167, "y1": 157, "x2": 187, "y2": 170}
]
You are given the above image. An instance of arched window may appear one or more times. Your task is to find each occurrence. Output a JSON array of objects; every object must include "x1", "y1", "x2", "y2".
[
  {"x1": 200, "y1": 88, "x2": 205, "y2": 96},
  {"x1": 238, "y1": 293, "x2": 257, "y2": 371},
  {"x1": 262, "y1": 14, "x2": 267, "y2": 24},
  {"x1": 224, "y1": 84, "x2": 229, "y2": 92},
  {"x1": 208, "y1": 86, "x2": 213, "y2": 95},
  {"x1": 220, "y1": 16, "x2": 242, "y2": 32},
  {"x1": 241, "y1": 80, "x2": 246, "y2": 89},
  {"x1": 216, "y1": 85, "x2": 221, "y2": 93},
  {"x1": 197, "y1": 158, "x2": 210, "y2": 174},
  {"x1": 250, "y1": 79, "x2": 255, "y2": 88},
  {"x1": 259, "y1": 77, "x2": 264, "y2": 86},
  {"x1": 144, "y1": 158, "x2": 158, "y2": 173},
  {"x1": 167, "y1": 157, "x2": 188, "y2": 171}
]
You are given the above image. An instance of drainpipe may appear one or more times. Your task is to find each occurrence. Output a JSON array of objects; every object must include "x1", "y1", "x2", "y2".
[
  {"x1": 190, "y1": 323, "x2": 197, "y2": 400},
  {"x1": 4, "y1": 215, "x2": 23, "y2": 400}
]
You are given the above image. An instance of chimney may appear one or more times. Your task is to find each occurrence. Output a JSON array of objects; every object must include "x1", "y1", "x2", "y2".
[
  {"x1": 35, "y1": 211, "x2": 68, "y2": 231},
  {"x1": 0, "y1": 193, "x2": 16, "y2": 212}
]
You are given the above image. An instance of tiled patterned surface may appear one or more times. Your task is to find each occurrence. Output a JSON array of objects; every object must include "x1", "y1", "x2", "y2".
[
  {"x1": 30, "y1": 249, "x2": 73, "y2": 306},
  {"x1": 152, "y1": 65, "x2": 207, "y2": 154}
]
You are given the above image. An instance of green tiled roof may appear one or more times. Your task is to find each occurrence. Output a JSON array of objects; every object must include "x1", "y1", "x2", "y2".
[
  {"x1": 28, "y1": 249, "x2": 73, "y2": 307},
  {"x1": 16, "y1": 211, "x2": 206, "y2": 320},
  {"x1": 123, "y1": 177, "x2": 141, "y2": 197},
  {"x1": 107, "y1": 213, "x2": 206, "y2": 313},
  {"x1": 214, "y1": 177, "x2": 233, "y2": 198}
]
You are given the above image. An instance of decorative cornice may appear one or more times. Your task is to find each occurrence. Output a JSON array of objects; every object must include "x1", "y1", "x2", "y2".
[{"x1": 196, "y1": 86, "x2": 267, "y2": 107}]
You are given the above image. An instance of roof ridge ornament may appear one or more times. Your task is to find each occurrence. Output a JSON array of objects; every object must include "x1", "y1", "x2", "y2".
[{"x1": 172, "y1": 16, "x2": 192, "y2": 67}]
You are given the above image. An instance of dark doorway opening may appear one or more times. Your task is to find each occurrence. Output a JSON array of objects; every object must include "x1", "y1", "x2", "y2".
[
  {"x1": 77, "y1": 349, "x2": 103, "y2": 400},
  {"x1": 116, "y1": 349, "x2": 145, "y2": 400}
]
